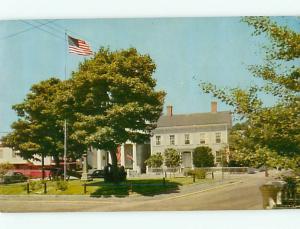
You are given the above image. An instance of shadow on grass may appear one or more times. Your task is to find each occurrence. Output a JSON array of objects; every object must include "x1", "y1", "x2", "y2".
[{"x1": 88, "y1": 179, "x2": 181, "y2": 198}]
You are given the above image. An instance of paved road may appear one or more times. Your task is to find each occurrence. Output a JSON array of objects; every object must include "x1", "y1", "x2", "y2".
[{"x1": 0, "y1": 172, "x2": 278, "y2": 212}]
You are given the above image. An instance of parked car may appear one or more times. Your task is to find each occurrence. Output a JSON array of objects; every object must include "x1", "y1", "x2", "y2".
[
  {"x1": 1, "y1": 171, "x2": 28, "y2": 184},
  {"x1": 88, "y1": 169, "x2": 105, "y2": 179}
]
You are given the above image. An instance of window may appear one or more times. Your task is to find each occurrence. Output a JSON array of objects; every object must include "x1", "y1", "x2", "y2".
[
  {"x1": 184, "y1": 134, "x2": 190, "y2": 144},
  {"x1": 200, "y1": 133, "x2": 206, "y2": 144},
  {"x1": 155, "y1": 136, "x2": 161, "y2": 145},
  {"x1": 216, "y1": 151, "x2": 221, "y2": 163},
  {"x1": 12, "y1": 150, "x2": 17, "y2": 158},
  {"x1": 169, "y1": 135, "x2": 175, "y2": 145},
  {"x1": 215, "y1": 132, "x2": 221, "y2": 143}
]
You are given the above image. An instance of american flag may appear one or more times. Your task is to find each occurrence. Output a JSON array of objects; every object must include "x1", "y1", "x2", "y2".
[{"x1": 68, "y1": 35, "x2": 93, "y2": 56}]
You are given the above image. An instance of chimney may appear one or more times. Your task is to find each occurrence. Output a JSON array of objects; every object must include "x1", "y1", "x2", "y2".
[
  {"x1": 211, "y1": 101, "x2": 217, "y2": 113},
  {"x1": 166, "y1": 105, "x2": 173, "y2": 117}
]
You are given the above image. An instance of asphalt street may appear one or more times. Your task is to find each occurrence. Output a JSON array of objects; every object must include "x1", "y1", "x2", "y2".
[{"x1": 0, "y1": 172, "x2": 279, "y2": 212}]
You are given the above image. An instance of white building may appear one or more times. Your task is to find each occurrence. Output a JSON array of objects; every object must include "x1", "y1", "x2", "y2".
[
  {"x1": 0, "y1": 146, "x2": 52, "y2": 168},
  {"x1": 87, "y1": 141, "x2": 150, "y2": 174},
  {"x1": 151, "y1": 102, "x2": 232, "y2": 168}
]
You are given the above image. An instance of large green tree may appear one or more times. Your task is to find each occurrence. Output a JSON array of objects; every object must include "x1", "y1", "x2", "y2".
[
  {"x1": 2, "y1": 78, "x2": 65, "y2": 178},
  {"x1": 62, "y1": 48, "x2": 165, "y2": 175},
  {"x1": 201, "y1": 17, "x2": 300, "y2": 169}
]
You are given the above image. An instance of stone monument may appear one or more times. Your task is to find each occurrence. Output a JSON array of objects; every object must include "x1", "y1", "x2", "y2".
[{"x1": 81, "y1": 153, "x2": 90, "y2": 181}]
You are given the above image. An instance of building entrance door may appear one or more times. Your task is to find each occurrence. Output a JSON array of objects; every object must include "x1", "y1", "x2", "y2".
[{"x1": 182, "y1": 151, "x2": 192, "y2": 168}]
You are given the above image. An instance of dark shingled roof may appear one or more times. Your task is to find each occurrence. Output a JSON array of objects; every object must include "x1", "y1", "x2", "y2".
[{"x1": 156, "y1": 111, "x2": 232, "y2": 128}]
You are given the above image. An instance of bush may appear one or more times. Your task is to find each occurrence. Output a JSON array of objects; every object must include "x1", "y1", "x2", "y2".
[
  {"x1": 164, "y1": 148, "x2": 181, "y2": 168},
  {"x1": 56, "y1": 180, "x2": 68, "y2": 191},
  {"x1": 185, "y1": 168, "x2": 206, "y2": 179},
  {"x1": 104, "y1": 164, "x2": 127, "y2": 183},
  {"x1": 29, "y1": 180, "x2": 43, "y2": 191},
  {"x1": 145, "y1": 153, "x2": 163, "y2": 168},
  {"x1": 228, "y1": 160, "x2": 243, "y2": 167},
  {"x1": 193, "y1": 146, "x2": 214, "y2": 167},
  {"x1": 283, "y1": 176, "x2": 297, "y2": 198}
]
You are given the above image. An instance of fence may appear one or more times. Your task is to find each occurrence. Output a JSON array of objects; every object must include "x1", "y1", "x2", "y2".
[
  {"x1": 147, "y1": 167, "x2": 181, "y2": 176},
  {"x1": 147, "y1": 166, "x2": 249, "y2": 178}
]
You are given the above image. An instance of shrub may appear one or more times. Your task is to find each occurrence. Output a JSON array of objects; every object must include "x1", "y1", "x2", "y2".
[
  {"x1": 104, "y1": 165, "x2": 127, "y2": 183},
  {"x1": 193, "y1": 146, "x2": 214, "y2": 167},
  {"x1": 29, "y1": 180, "x2": 43, "y2": 191},
  {"x1": 185, "y1": 168, "x2": 206, "y2": 179},
  {"x1": 283, "y1": 176, "x2": 297, "y2": 198},
  {"x1": 164, "y1": 148, "x2": 181, "y2": 168},
  {"x1": 145, "y1": 153, "x2": 163, "y2": 168},
  {"x1": 56, "y1": 180, "x2": 68, "y2": 191}
]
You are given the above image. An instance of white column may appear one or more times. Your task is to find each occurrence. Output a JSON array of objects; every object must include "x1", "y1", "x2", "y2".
[
  {"x1": 132, "y1": 143, "x2": 140, "y2": 173},
  {"x1": 97, "y1": 149, "x2": 101, "y2": 169},
  {"x1": 121, "y1": 144, "x2": 125, "y2": 167}
]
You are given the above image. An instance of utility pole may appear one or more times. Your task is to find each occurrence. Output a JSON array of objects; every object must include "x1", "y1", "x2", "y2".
[{"x1": 63, "y1": 31, "x2": 67, "y2": 180}]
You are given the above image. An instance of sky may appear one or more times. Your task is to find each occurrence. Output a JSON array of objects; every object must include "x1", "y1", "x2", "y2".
[{"x1": 0, "y1": 17, "x2": 298, "y2": 135}]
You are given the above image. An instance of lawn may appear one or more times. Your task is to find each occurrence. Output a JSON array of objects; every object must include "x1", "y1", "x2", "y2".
[{"x1": 0, "y1": 177, "x2": 213, "y2": 197}]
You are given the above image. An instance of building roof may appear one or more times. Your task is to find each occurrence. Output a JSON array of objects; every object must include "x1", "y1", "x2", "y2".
[{"x1": 156, "y1": 111, "x2": 232, "y2": 128}]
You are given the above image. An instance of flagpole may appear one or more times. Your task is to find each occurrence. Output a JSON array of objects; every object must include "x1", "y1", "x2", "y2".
[{"x1": 63, "y1": 31, "x2": 67, "y2": 180}]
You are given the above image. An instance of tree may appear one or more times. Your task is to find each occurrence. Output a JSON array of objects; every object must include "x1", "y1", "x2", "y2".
[
  {"x1": 200, "y1": 17, "x2": 300, "y2": 169},
  {"x1": 64, "y1": 47, "x2": 166, "y2": 181},
  {"x1": 1, "y1": 78, "x2": 65, "y2": 179},
  {"x1": 145, "y1": 153, "x2": 163, "y2": 168},
  {"x1": 164, "y1": 148, "x2": 181, "y2": 168},
  {"x1": 193, "y1": 146, "x2": 214, "y2": 167}
]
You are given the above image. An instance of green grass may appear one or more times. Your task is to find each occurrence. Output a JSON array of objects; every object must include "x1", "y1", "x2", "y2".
[{"x1": 0, "y1": 177, "x2": 213, "y2": 197}]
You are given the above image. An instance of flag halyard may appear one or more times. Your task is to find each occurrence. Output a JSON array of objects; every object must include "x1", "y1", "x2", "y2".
[{"x1": 68, "y1": 35, "x2": 93, "y2": 56}]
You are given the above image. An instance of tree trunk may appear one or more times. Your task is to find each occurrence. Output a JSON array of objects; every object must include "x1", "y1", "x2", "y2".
[
  {"x1": 265, "y1": 168, "x2": 269, "y2": 177},
  {"x1": 41, "y1": 153, "x2": 45, "y2": 180},
  {"x1": 109, "y1": 148, "x2": 118, "y2": 167},
  {"x1": 53, "y1": 155, "x2": 60, "y2": 167},
  {"x1": 109, "y1": 148, "x2": 120, "y2": 182}
]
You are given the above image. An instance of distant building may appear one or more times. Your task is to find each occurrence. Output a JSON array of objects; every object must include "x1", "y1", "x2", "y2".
[
  {"x1": 150, "y1": 102, "x2": 232, "y2": 168},
  {"x1": 0, "y1": 145, "x2": 52, "y2": 168}
]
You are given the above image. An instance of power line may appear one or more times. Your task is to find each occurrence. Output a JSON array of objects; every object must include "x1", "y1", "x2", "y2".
[
  {"x1": 0, "y1": 20, "x2": 57, "y2": 41},
  {"x1": 32, "y1": 20, "x2": 65, "y2": 36},
  {"x1": 20, "y1": 20, "x2": 65, "y2": 41},
  {"x1": 50, "y1": 21, "x2": 97, "y2": 49}
]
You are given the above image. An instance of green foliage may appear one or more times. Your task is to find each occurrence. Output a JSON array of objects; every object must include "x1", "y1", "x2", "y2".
[
  {"x1": 282, "y1": 176, "x2": 297, "y2": 198},
  {"x1": 0, "y1": 163, "x2": 14, "y2": 177},
  {"x1": 145, "y1": 153, "x2": 163, "y2": 168},
  {"x1": 164, "y1": 148, "x2": 181, "y2": 168},
  {"x1": 185, "y1": 168, "x2": 206, "y2": 179},
  {"x1": 29, "y1": 180, "x2": 43, "y2": 191},
  {"x1": 193, "y1": 146, "x2": 214, "y2": 167},
  {"x1": 1, "y1": 78, "x2": 68, "y2": 164},
  {"x1": 2, "y1": 47, "x2": 165, "y2": 172},
  {"x1": 200, "y1": 17, "x2": 300, "y2": 169},
  {"x1": 59, "y1": 47, "x2": 166, "y2": 167},
  {"x1": 56, "y1": 180, "x2": 68, "y2": 191}
]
